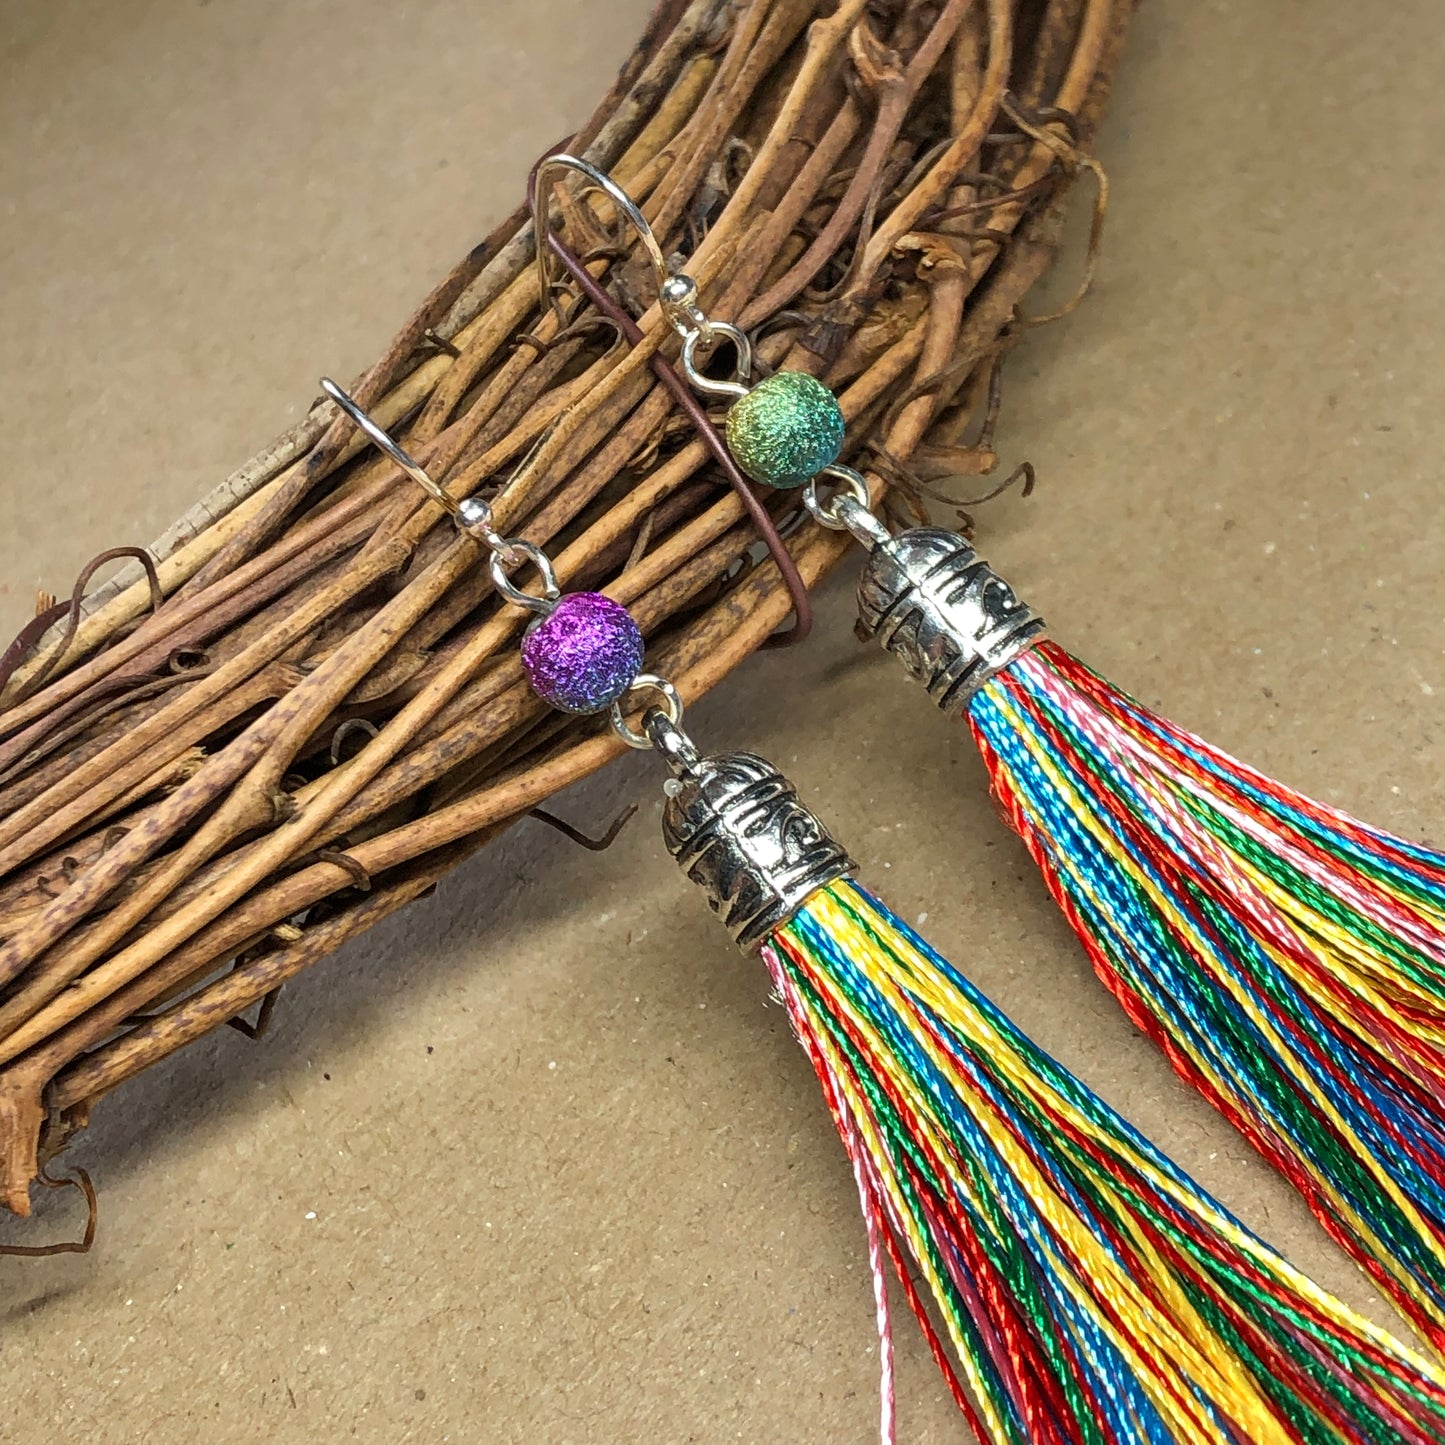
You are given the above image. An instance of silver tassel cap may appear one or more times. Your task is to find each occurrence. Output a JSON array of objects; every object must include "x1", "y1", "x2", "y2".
[
  {"x1": 856, "y1": 526, "x2": 1046, "y2": 710},
  {"x1": 646, "y1": 714, "x2": 855, "y2": 951}
]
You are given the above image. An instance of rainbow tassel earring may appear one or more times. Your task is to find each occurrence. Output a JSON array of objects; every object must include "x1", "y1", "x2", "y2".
[
  {"x1": 325, "y1": 373, "x2": 1445, "y2": 1445},
  {"x1": 530, "y1": 154, "x2": 1445, "y2": 1353}
]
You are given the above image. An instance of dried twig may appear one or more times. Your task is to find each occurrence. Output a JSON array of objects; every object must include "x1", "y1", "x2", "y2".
[{"x1": 0, "y1": 0, "x2": 1135, "y2": 1219}]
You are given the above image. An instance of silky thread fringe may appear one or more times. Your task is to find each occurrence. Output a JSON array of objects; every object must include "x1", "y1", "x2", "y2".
[
  {"x1": 967, "y1": 639, "x2": 1445, "y2": 1351},
  {"x1": 765, "y1": 878, "x2": 1445, "y2": 1445}
]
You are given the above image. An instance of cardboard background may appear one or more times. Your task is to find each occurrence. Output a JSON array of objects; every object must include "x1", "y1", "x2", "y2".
[{"x1": 3, "y1": 2, "x2": 1444, "y2": 1440}]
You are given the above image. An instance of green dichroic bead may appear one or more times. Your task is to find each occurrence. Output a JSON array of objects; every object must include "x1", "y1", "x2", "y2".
[{"x1": 724, "y1": 371, "x2": 845, "y2": 488}]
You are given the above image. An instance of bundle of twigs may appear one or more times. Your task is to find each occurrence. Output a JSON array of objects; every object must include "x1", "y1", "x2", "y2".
[{"x1": 0, "y1": 0, "x2": 1133, "y2": 1226}]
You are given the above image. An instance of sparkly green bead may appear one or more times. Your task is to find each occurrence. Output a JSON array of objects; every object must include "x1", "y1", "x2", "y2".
[{"x1": 724, "y1": 371, "x2": 845, "y2": 488}]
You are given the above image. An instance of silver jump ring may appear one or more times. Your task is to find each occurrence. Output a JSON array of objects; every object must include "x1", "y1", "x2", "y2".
[
  {"x1": 489, "y1": 540, "x2": 561, "y2": 615},
  {"x1": 803, "y1": 464, "x2": 871, "y2": 528},
  {"x1": 803, "y1": 465, "x2": 891, "y2": 548},
  {"x1": 679, "y1": 323, "x2": 754, "y2": 400},
  {"x1": 320, "y1": 378, "x2": 458, "y2": 517},
  {"x1": 609, "y1": 673, "x2": 684, "y2": 750}
]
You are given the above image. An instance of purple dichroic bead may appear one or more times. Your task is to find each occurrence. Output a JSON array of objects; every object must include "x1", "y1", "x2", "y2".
[{"x1": 520, "y1": 592, "x2": 644, "y2": 715}]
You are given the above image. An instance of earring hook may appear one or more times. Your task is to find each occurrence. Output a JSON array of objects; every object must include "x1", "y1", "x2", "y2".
[
  {"x1": 530, "y1": 152, "x2": 716, "y2": 343},
  {"x1": 529, "y1": 152, "x2": 754, "y2": 394},
  {"x1": 320, "y1": 376, "x2": 532, "y2": 567},
  {"x1": 319, "y1": 377, "x2": 460, "y2": 518},
  {"x1": 530, "y1": 154, "x2": 671, "y2": 307}
]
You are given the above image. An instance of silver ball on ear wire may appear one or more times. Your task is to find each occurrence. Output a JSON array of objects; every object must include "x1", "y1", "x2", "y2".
[{"x1": 659, "y1": 273, "x2": 698, "y2": 311}]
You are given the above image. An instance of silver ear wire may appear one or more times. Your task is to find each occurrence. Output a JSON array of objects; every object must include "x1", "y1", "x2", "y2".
[
  {"x1": 319, "y1": 378, "x2": 460, "y2": 519},
  {"x1": 530, "y1": 153, "x2": 754, "y2": 392},
  {"x1": 320, "y1": 376, "x2": 547, "y2": 579},
  {"x1": 530, "y1": 153, "x2": 672, "y2": 314}
]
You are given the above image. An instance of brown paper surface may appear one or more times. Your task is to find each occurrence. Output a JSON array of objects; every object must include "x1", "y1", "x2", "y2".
[{"x1": 4, "y1": 2, "x2": 1445, "y2": 1440}]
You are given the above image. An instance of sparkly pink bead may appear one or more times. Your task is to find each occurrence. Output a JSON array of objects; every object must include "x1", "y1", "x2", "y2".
[{"x1": 520, "y1": 592, "x2": 644, "y2": 714}]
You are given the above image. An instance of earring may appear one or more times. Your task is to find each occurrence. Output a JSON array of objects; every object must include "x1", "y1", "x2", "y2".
[
  {"x1": 532, "y1": 154, "x2": 847, "y2": 490},
  {"x1": 533, "y1": 149, "x2": 1445, "y2": 1355},
  {"x1": 322, "y1": 364, "x2": 1445, "y2": 1443}
]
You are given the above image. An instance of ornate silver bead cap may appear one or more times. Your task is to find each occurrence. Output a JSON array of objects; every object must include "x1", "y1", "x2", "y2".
[
  {"x1": 856, "y1": 527, "x2": 1046, "y2": 711},
  {"x1": 659, "y1": 747, "x2": 855, "y2": 951}
]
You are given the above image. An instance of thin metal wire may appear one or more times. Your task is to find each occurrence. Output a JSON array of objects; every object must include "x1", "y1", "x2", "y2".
[
  {"x1": 319, "y1": 378, "x2": 460, "y2": 519},
  {"x1": 322, "y1": 379, "x2": 537, "y2": 588},
  {"x1": 609, "y1": 673, "x2": 684, "y2": 750},
  {"x1": 530, "y1": 154, "x2": 672, "y2": 317},
  {"x1": 679, "y1": 323, "x2": 753, "y2": 399},
  {"x1": 804, "y1": 465, "x2": 891, "y2": 548},
  {"x1": 488, "y1": 541, "x2": 560, "y2": 616},
  {"x1": 540, "y1": 227, "x2": 813, "y2": 647}
]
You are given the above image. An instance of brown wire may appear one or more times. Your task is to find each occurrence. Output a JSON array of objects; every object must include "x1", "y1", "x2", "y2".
[
  {"x1": 538, "y1": 226, "x2": 813, "y2": 647},
  {"x1": 0, "y1": 1163, "x2": 97, "y2": 1256},
  {"x1": 528, "y1": 802, "x2": 638, "y2": 852},
  {"x1": 0, "y1": 547, "x2": 164, "y2": 701}
]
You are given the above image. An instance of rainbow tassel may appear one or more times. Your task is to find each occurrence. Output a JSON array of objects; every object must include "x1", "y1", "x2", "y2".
[
  {"x1": 652, "y1": 728, "x2": 1445, "y2": 1441},
  {"x1": 765, "y1": 878, "x2": 1445, "y2": 1444},
  {"x1": 964, "y1": 640, "x2": 1445, "y2": 1350}
]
